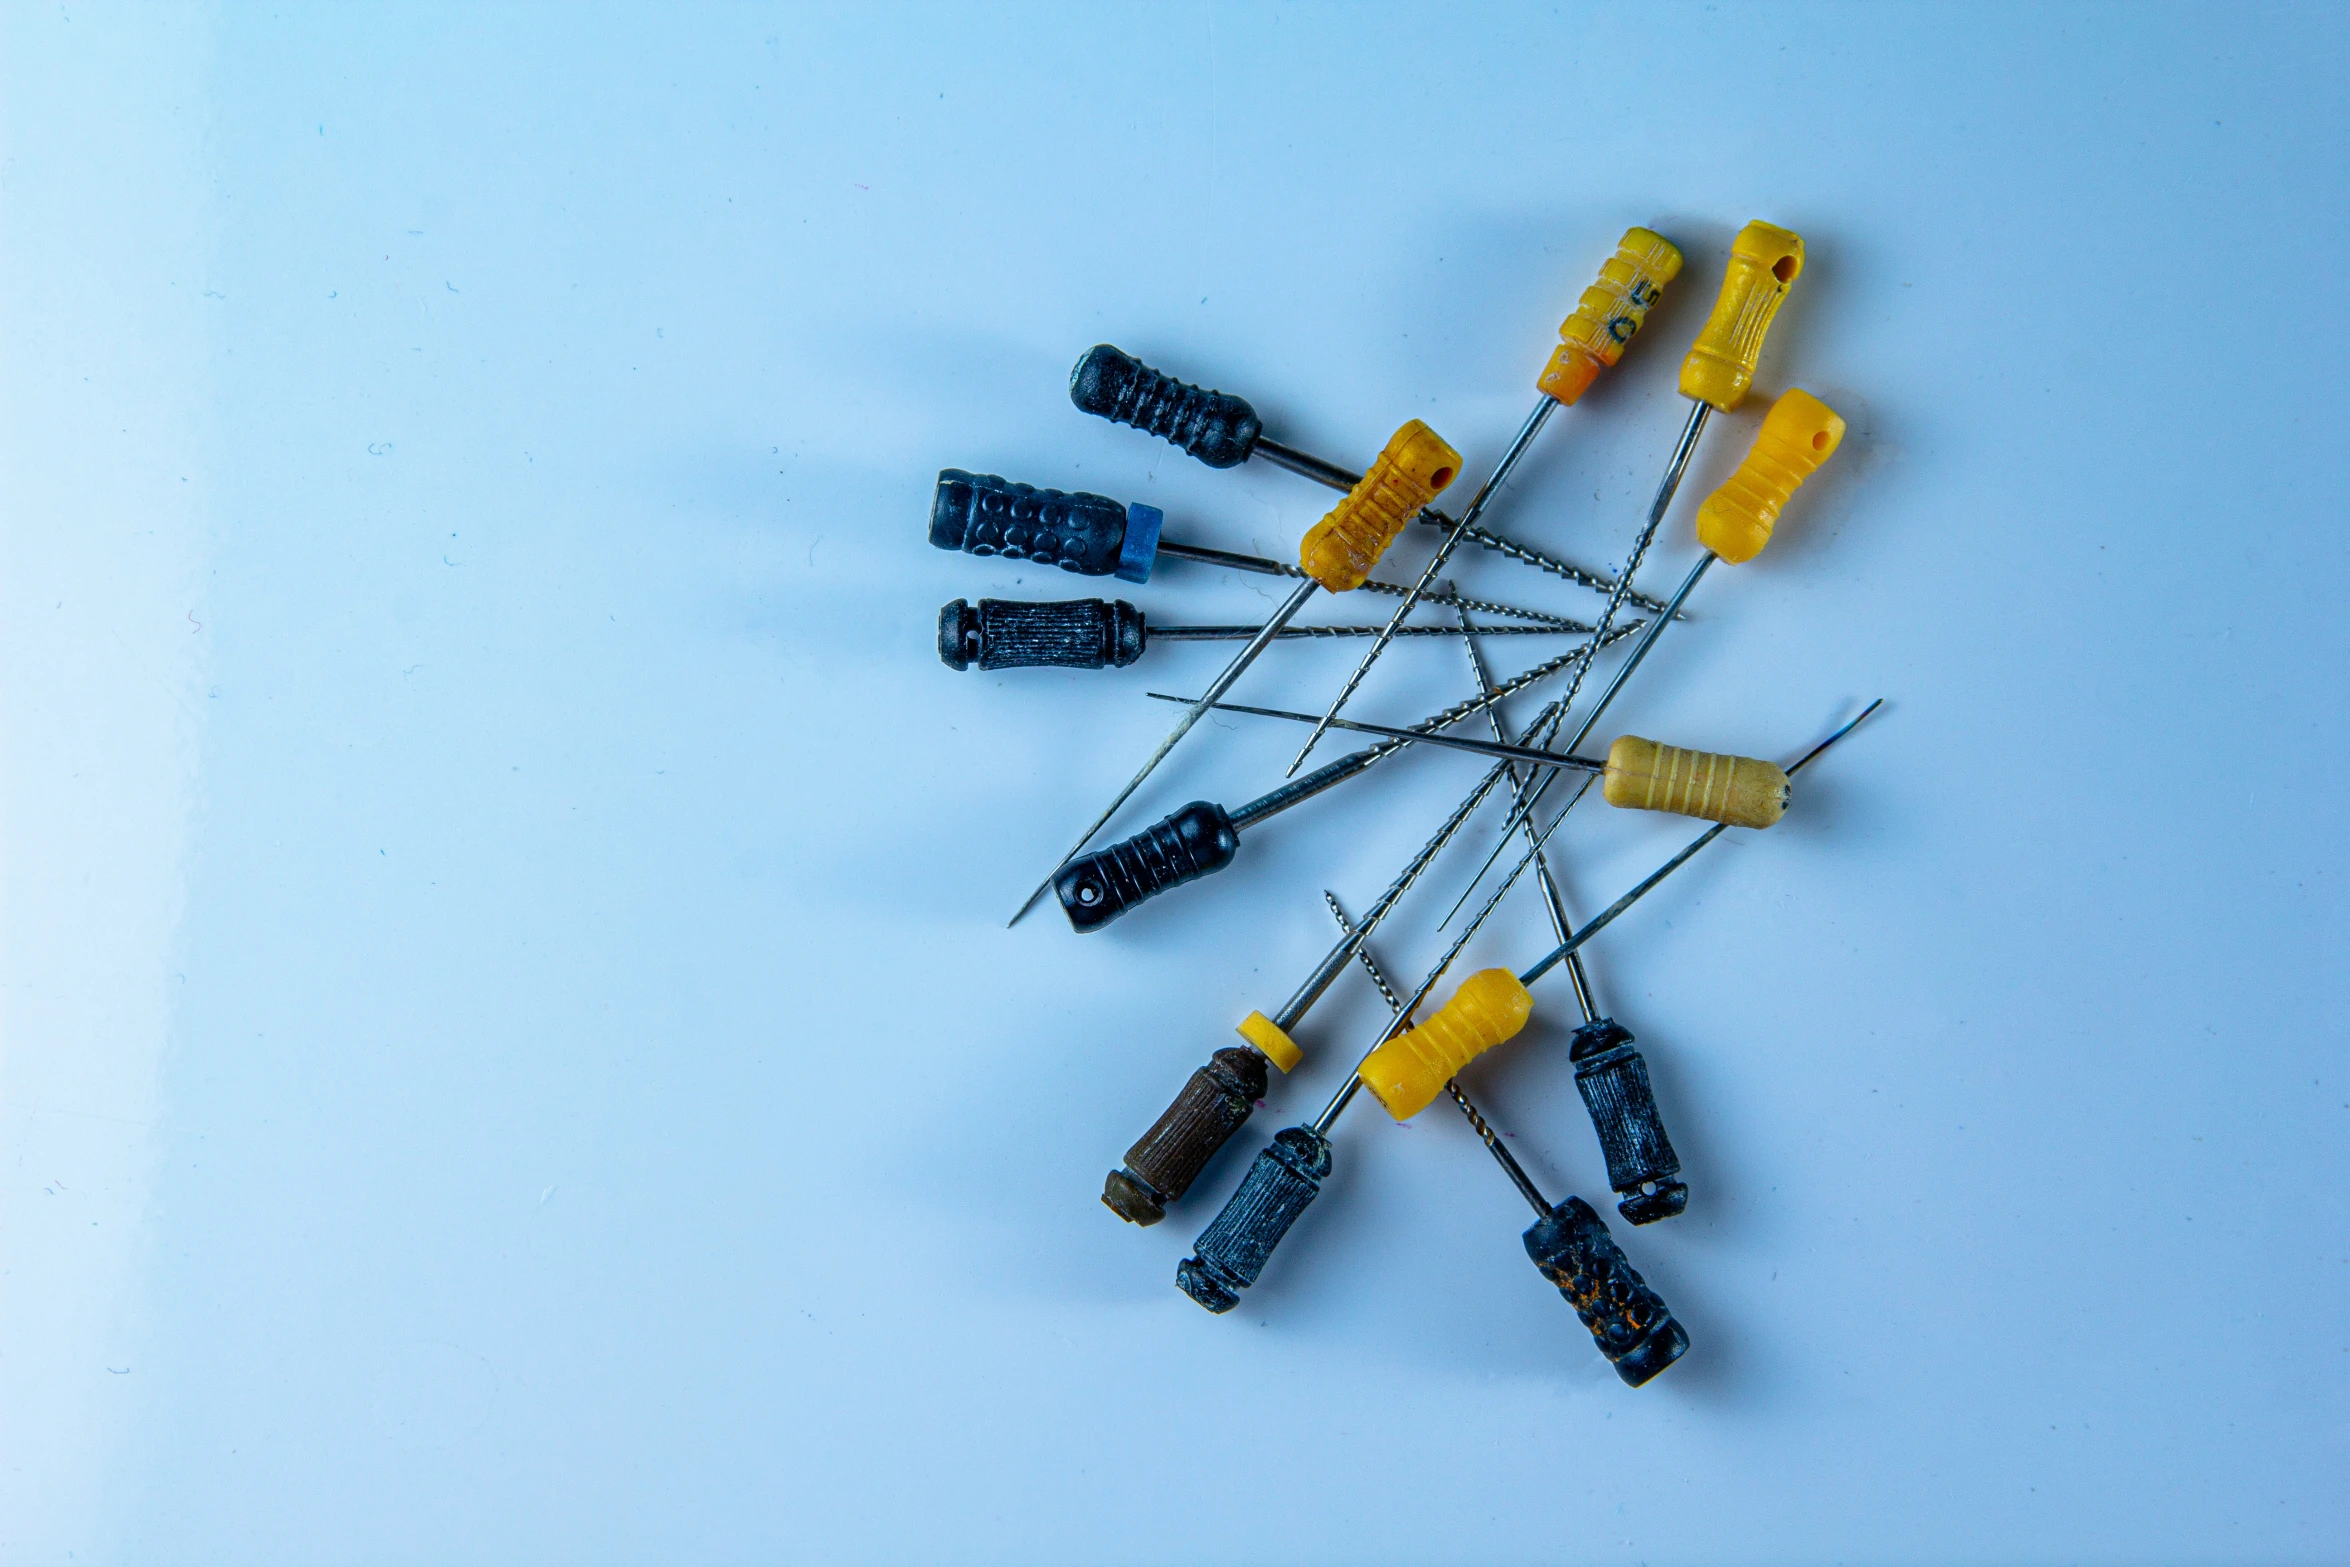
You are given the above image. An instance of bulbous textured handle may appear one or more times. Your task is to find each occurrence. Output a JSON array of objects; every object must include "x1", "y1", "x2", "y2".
[
  {"x1": 1570, "y1": 1018, "x2": 1688, "y2": 1225},
  {"x1": 1176, "y1": 1126, "x2": 1332, "y2": 1313},
  {"x1": 1522, "y1": 1197, "x2": 1689, "y2": 1386},
  {"x1": 1356, "y1": 968, "x2": 1535, "y2": 1121},
  {"x1": 1069, "y1": 344, "x2": 1261, "y2": 469},
  {"x1": 936, "y1": 598, "x2": 1146, "y2": 671},
  {"x1": 929, "y1": 469, "x2": 1132, "y2": 577},
  {"x1": 1102, "y1": 1046, "x2": 1270, "y2": 1227},
  {"x1": 1692, "y1": 387, "x2": 1845, "y2": 565},
  {"x1": 1054, "y1": 802, "x2": 1239, "y2": 932}
]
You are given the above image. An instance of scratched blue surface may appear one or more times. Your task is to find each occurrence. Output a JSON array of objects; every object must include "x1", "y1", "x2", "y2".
[{"x1": 4, "y1": 4, "x2": 2346, "y2": 1562}]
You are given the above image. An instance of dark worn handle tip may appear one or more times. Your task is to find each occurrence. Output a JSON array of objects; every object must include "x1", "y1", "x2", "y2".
[
  {"x1": 1101, "y1": 1169, "x2": 1167, "y2": 1227},
  {"x1": 1616, "y1": 1181, "x2": 1689, "y2": 1226},
  {"x1": 937, "y1": 599, "x2": 977, "y2": 670},
  {"x1": 1612, "y1": 1315, "x2": 1690, "y2": 1387},
  {"x1": 1571, "y1": 1017, "x2": 1686, "y2": 1226},
  {"x1": 1524, "y1": 1196, "x2": 1687, "y2": 1385}
]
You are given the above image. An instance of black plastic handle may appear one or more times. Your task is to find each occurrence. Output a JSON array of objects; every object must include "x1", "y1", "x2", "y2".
[
  {"x1": 1570, "y1": 1019, "x2": 1689, "y2": 1225},
  {"x1": 1054, "y1": 802, "x2": 1238, "y2": 932},
  {"x1": 1102, "y1": 1045, "x2": 1270, "y2": 1226},
  {"x1": 1175, "y1": 1125, "x2": 1332, "y2": 1312},
  {"x1": 937, "y1": 598, "x2": 1147, "y2": 672},
  {"x1": 1069, "y1": 345, "x2": 1261, "y2": 470},
  {"x1": 930, "y1": 469, "x2": 1133, "y2": 577},
  {"x1": 1522, "y1": 1197, "x2": 1689, "y2": 1386}
]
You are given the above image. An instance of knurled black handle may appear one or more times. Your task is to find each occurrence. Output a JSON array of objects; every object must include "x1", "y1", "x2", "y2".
[
  {"x1": 1054, "y1": 802, "x2": 1238, "y2": 932},
  {"x1": 1176, "y1": 1126, "x2": 1332, "y2": 1312},
  {"x1": 1570, "y1": 1019, "x2": 1688, "y2": 1225},
  {"x1": 1069, "y1": 345, "x2": 1261, "y2": 469},
  {"x1": 1522, "y1": 1197, "x2": 1689, "y2": 1386},
  {"x1": 1102, "y1": 1046, "x2": 1270, "y2": 1226},
  {"x1": 930, "y1": 469, "x2": 1131, "y2": 577},
  {"x1": 936, "y1": 597, "x2": 1147, "y2": 672}
]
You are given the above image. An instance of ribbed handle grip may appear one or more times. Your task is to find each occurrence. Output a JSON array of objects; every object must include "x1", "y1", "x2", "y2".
[
  {"x1": 929, "y1": 469, "x2": 1132, "y2": 577},
  {"x1": 1693, "y1": 387, "x2": 1846, "y2": 565},
  {"x1": 1175, "y1": 1126, "x2": 1332, "y2": 1313},
  {"x1": 1054, "y1": 802, "x2": 1240, "y2": 932},
  {"x1": 1601, "y1": 736, "x2": 1790, "y2": 829},
  {"x1": 1569, "y1": 1019, "x2": 1687, "y2": 1225},
  {"x1": 1296, "y1": 420, "x2": 1463, "y2": 592},
  {"x1": 1068, "y1": 344, "x2": 1262, "y2": 469},
  {"x1": 1537, "y1": 226, "x2": 1685, "y2": 406},
  {"x1": 1678, "y1": 220, "x2": 1805, "y2": 412},
  {"x1": 937, "y1": 598, "x2": 1146, "y2": 671},
  {"x1": 1522, "y1": 1197, "x2": 1689, "y2": 1386},
  {"x1": 1102, "y1": 1046, "x2": 1270, "y2": 1227},
  {"x1": 1356, "y1": 968, "x2": 1535, "y2": 1122}
]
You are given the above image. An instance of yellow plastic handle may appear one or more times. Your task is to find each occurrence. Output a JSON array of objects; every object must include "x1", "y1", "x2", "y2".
[
  {"x1": 1694, "y1": 388, "x2": 1846, "y2": 564},
  {"x1": 1297, "y1": 420, "x2": 1462, "y2": 592},
  {"x1": 1536, "y1": 227, "x2": 1684, "y2": 406},
  {"x1": 1602, "y1": 736, "x2": 1789, "y2": 829},
  {"x1": 1678, "y1": 221, "x2": 1805, "y2": 411},
  {"x1": 1235, "y1": 1010, "x2": 1303, "y2": 1074},
  {"x1": 1356, "y1": 968, "x2": 1534, "y2": 1122}
]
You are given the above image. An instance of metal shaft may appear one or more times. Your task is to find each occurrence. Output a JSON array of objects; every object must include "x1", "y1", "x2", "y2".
[
  {"x1": 1285, "y1": 397, "x2": 1559, "y2": 775},
  {"x1": 1327, "y1": 890, "x2": 1551, "y2": 1216},
  {"x1": 1457, "y1": 603, "x2": 1598, "y2": 1023},
  {"x1": 1262, "y1": 698, "x2": 1567, "y2": 1037},
  {"x1": 1250, "y1": 434, "x2": 1671, "y2": 617},
  {"x1": 1142, "y1": 693, "x2": 1612, "y2": 776},
  {"x1": 1516, "y1": 700, "x2": 1885, "y2": 988},
  {"x1": 1152, "y1": 621, "x2": 1577, "y2": 642},
  {"x1": 1433, "y1": 401, "x2": 1719, "y2": 928},
  {"x1": 1220, "y1": 626, "x2": 1630, "y2": 836},
  {"x1": 1007, "y1": 576, "x2": 1316, "y2": 926},
  {"x1": 1310, "y1": 769, "x2": 1600, "y2": 1137},
  {"x1": 1153, "y1": 538, "x2": 1583, "y2": 630}
]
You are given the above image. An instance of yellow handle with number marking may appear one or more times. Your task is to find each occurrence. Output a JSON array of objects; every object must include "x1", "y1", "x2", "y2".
[{"x1": 1537, "y1": 227, "x2": 1684, "y2": 406}]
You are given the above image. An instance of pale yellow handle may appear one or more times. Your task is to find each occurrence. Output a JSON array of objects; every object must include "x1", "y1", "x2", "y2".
[
  {"x1": 1356, "y1": 969, "x2": 1534, "y2": 1122},
  {"x1": 1694, "y1": 388, "x2": 1846, "y2": 564},
  {"x1": 1603, "y1": 735, "x2": 1789, "y2": 829},
  {"x1": 1536, "y1": 227, "x2": 1683, "y2": 406},
  {"x1": 1679, "y1": 221, "x2": 1805, "y2": 411},
  {"x1": 1297, "y1": 420, "x2": 1462, "y2": 592}
]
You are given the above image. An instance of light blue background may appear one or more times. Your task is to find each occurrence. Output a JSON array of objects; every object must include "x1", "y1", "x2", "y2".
[{"x1": 5, "y1": 3, "x2": 2346, "y2": 1562}]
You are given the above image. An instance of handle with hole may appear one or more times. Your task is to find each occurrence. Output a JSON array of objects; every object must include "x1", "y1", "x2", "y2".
[
  {"x1": 1679, "y1": 220, "x2": 1806, "y2": 411},
  {"x1": 1053, "y1": 803, "x2": 1239, "y2": 932},
  {"x1": 1569, "y1": 1019, "x2": 1687, "y2": 1225},
  {"x1": 1296, "y1": 420, "x2": 1462, "y2": 592},
  {"x1": 1693, "y1": 387, "x2": 1846, "y2": 564}
]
